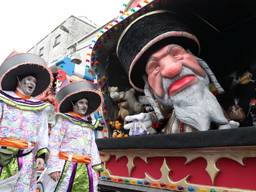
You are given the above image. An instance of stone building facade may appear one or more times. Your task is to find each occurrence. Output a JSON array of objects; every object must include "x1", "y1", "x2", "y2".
[{"x1": 28, "y1": 15, "x2": 96, "y2": 67}]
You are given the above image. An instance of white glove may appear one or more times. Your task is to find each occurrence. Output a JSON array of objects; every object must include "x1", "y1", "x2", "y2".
[
  {"x1": 124, "y1": 113, "x2": 153, "y2": 136},
  {"x1": 218, "y1": 120, "x2": 240, "y2": 130}
]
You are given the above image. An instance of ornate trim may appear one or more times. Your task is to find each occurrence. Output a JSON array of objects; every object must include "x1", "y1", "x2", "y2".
[{"x1": 100, "y1": 146, "x2": 256, "y2": 192}]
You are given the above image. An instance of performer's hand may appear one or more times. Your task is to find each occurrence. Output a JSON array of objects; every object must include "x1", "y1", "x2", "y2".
[
  {"x1": 49, "y1": 171, "x2": 61, "y2": 182},
  {"x1": 124, "y1": 113, "x2": 152, "y2": 136},
  {"x1": 36, "y1": 158, "x2": 45, "y2": 170}
]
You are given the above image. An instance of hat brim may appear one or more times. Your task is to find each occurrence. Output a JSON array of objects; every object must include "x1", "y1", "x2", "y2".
[
  {"x1": 1, "y1": 63, "x2": 52, "y2": 97},
  {"x1": 91, "y1": 0, "x2": 243, "y2": 83},
  {"x1": 91, "y1": 2, "x2": 201, "y2": 92},
  {"x1": 58, "y1": 90, "x2": 102, "y2": 115}
]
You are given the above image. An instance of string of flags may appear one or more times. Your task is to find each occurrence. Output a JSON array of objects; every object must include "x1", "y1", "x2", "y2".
[
  {"x1": 75, "y1": 0, "x2": 158, "y2": 92},
  {"x1": 87, "y1": 0, "x2": 156, "y2": 66},
  {"x1": 53, "y1": 0, "x2": 157, "y2": 77}
]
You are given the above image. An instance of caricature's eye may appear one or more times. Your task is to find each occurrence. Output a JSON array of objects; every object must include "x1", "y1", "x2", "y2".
[
  {"x1": 154, "y1": 66, "x2": 160, "y2": 73},
  {"x1": 146, "y1": 61, "x2": 159, "y2": 74},
  {"x1": 169, "y1": 46, "x2": 186, "y2": 56}
]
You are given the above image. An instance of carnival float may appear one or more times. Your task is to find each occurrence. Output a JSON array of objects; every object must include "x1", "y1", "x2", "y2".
[{"x1": 89, "y1": 0, "x2": 256, "y2": 191}]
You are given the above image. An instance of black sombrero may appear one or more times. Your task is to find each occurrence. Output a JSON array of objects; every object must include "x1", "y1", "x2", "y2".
[
  {"x1": 91, "y1": 0, "x2": 252, "y2": 92},
  {"x1": 0, "y1": 53, "x2": 53, "y2": 97},
  {"x1": 116, "y1": 10, "x2": 200, "y2": 92},
  {"x1": 91, "y1": 2, "x2": 200, "y2": 92},
  {"x1": 56, "y1": 81, "x2": 103, "y2": 115}
]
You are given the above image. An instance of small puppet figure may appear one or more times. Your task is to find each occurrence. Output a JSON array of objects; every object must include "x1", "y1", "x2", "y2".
[
  {"x1": 110, "y1": 120, "x2": 128, "y2": 138},
  {"x1": 108, "y1": 86, "x2": 143, "y2": 120},
  {"x1": 226, "y1": 70, "x2": 256, "y2": 126},
  {"x1": 226, "y1": 98, "x2": 246, "y2": 123}
]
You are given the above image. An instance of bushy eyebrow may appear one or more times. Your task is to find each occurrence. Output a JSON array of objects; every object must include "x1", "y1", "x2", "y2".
[
  {"x1": 146, "y1": 57, "x2": 158, "y2": 73},
  {"x1": 146, "y1": 44, "x2": 184, "y2": 72},
  {"x1": 168, "y1": 44, "x2": 186, "y2": 54},
  {"x1": 168, "y1": 45, "x2": 179, "y2": 52},
  {"x1": 147, "y1": 56, "x2": 158, "y2": 63}
]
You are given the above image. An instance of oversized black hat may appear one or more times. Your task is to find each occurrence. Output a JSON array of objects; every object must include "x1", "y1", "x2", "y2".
[
  {"x1": 91, "y1": 5, "x2": 201, "y2": 92},
  {"x1": 91, "y1": 0, "x2": 238, "y2": 93},
  {"x1": 0, "y1": 53, "x2": 53, "y2": 97},
  {"x1": 56, "y1": 80, "x2": 103, "y2": 115},
  {"x1": 116, "y1": 10, "x2": 200, "y2": 92}
]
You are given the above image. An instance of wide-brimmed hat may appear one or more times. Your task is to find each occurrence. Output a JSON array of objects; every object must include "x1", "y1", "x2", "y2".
[
  {"x1": 56, "y1": 80, "x2": 103, "y2": 115},
  {"x1": 0, "y1": 53, "x2": 53, "y2": 97},
  {"x1": 116, "y1": 10, "x2": 200, "y2": 92},
  {"x1": 91, "y1": 1, "x2": 201, "y2": 92},
  {"x1": 91, "y1": 0, "x2": 246, "y2": 93}
]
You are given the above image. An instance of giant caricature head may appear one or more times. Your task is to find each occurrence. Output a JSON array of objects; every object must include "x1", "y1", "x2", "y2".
[
  {"x1": 145, "y1": 44, "x2": 205, "y2": 97},
  {"x1": 116, "y1": 10, "x2": 228, "y2": 131}
]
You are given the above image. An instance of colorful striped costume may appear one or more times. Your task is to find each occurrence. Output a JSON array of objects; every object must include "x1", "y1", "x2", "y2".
[
  {"x1": 0, "y1": 91, "x2": 50, "y2": 192},
  {"x1": 47, "y1": 113, "x2": 102, "y2": 192}
]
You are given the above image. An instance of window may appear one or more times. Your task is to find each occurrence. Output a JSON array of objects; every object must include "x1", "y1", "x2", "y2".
[
  {"x1": 39, "y1": 47, "x2": 44, "y2": 57},
  {"x1": 68, "y1": 45, "x2": 76, "y2": 54},
  {"x1": 53, "y1": 34, "x2": 61, "y2": 47}
]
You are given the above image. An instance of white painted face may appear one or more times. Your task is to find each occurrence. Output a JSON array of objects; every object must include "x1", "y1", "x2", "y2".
[
  {"x1": 18, "y1": 75, "x2": 37, "y2": 96},
  {"x1": 73, "y1": 98, "x2": 88, "y2": 115}
]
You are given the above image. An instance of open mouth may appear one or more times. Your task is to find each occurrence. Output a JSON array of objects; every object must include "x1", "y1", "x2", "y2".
[
  {"x1": 28, "y1": 85, "x2": 34, "y2": 91},
  {"x1": 168, "y1": 75, "x2": 197, "y2": 96},
  {"x1": 80, "y1": 108, "x2": 87, "y2": 113}
]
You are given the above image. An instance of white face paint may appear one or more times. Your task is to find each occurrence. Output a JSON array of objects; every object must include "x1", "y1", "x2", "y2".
[
  {"x1": 17, "y1": 75, "x2": 37, "y2": 96},
  {"x1": 73, "y1": 98, "x2": 88, "y2": 115}
]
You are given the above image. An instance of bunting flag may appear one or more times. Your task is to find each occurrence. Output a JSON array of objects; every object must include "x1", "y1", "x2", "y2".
[
  {"x1": 67, "y1": 0, "x2": 157, "y2": 91},
  {"x1": 88, "y1": 0, "x2": 156, "y2": 67}
]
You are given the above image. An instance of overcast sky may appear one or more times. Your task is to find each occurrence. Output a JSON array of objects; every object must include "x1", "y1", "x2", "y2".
[{"x1": 0, "y1": 0, "x2": 122, "y2": 63}]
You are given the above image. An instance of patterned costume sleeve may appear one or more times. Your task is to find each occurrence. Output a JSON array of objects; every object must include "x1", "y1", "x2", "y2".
[
  {"x1": 47, "y1": 116, "x2": 66, "y2": 174},
  {"x1": 36, "y1": 107, "x2": 50, "y2": 160},
  {"x1": 0, "y1": 101, "x2": 3, "y2": 120},
  {"x1": 91, "y1": 131, "x2": 103, "y2": 172},
  {"x1": 47, "y1": 104, "x2": 56, "y2": 128}
]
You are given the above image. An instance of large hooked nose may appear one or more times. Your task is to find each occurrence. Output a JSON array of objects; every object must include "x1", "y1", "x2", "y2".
[{"x1": 159, "y1": 56, "x2": 183, "y2": 78}]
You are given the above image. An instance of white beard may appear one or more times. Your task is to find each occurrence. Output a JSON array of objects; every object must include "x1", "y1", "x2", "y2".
[{"x1": 156, "y1": 68, "x2": 228, "y2": 131}]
